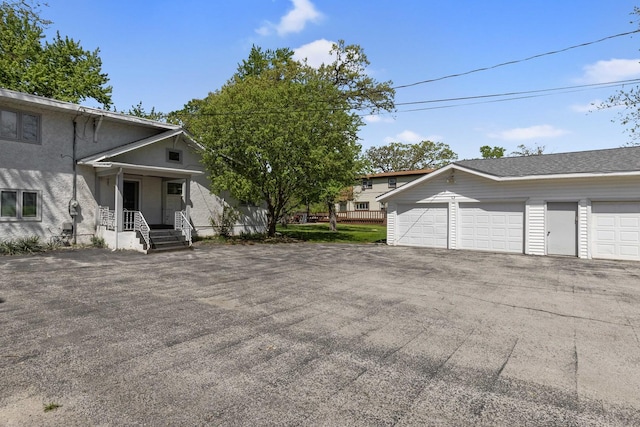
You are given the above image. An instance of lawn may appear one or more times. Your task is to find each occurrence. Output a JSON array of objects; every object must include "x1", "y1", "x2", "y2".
[{"x1": 276, "y1": 223, "x2": 387, "y2": 243}]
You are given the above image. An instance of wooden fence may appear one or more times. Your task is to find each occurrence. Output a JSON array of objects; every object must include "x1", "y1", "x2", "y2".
[{"x1": 293, "y1": 210, "x2": 386, "y2": 225}]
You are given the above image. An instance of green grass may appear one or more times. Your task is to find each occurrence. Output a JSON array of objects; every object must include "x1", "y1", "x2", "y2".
[{"x1": 276, "y1": 223, "x2": 386, "y2": 243}]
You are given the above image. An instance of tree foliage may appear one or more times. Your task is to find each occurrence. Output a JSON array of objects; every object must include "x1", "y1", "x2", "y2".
[
  {"x1": 510, "y1": 143, "x2": 546, "y2": 156},
  {"x1": 124, "y1": 101, "x2": 165, "y2": 121},
  {"x1": 480, "y1": 145, "x2": 505, "y2": 158},
  {"x1": 600, "y1": 7, "x2": 640, "y2": 145},
  {"x1": 177, "y1": 43, "x2": 394, "y2": 235},
  {"x1": 0, "y1": 0, "x2": 112, "y2": 107},
  {"x1": 364, "y1": 140, "x2": 457, "y2": 173}
]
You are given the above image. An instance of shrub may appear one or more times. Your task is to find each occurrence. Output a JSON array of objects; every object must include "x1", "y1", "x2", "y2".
[
  {"x1": 90, "y1": 236, "x2": 106, "y2": 248},
  {"x1": 0, "y1": 236, "x2": 44, "y2": 255},
  {"x1": 210, "y1": 204, "x2": 241, "y2": 238}
]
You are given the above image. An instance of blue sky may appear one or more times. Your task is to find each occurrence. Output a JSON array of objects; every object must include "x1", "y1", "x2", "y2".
[{"x1": 43, "y1": 0, "x2": 640, "y2": 159}]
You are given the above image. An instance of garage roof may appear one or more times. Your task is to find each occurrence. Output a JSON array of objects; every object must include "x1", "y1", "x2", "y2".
[
  {"x1": 455, "y1": 145, "x2": 640, "y2": 177},
  {"x1": 377, "y1": 145, "x2": 640, "y2": 203}
]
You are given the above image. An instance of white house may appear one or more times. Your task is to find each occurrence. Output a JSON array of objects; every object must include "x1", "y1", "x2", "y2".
[
  {"x1": 378, "y1": 147, "x2": 640, "y2": 261},
  {"x1": 0, "y1": 89, "x2": 266, "y2": 252}
]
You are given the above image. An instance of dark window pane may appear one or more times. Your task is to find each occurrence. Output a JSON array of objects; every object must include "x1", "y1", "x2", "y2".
[
  {"x1": 1, "y1": 191, "x2": 17, "y2": 217},
  {"x1": 1, "y1": 110, "x2": 18, "y2": 139},
  {"x1": 167, "y1": 182, "x2": 182, "y2": 195},
  {"x1": 22, "y1": 192, "x2": 37, "y2": 217},
  {"x1": 168, "y1": 150, "x2": 181, "y2": 162},
  {"x1": 22, "y1": 114, "x2": 39, "y2": 142}
]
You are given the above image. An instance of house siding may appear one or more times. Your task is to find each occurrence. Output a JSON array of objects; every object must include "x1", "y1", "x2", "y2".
[
  {"x1": 579, "y1": 199, "x2": 589, "y2": 259},
  {"x1": 527, "y1": 201, "x2": 545, "y2": 255},
  {"x1": 448, "y1": 201, "x2": 457, "y2": 249},
  {"x1": 386, "y1": 202, "x2": 397, "y2": 244}
]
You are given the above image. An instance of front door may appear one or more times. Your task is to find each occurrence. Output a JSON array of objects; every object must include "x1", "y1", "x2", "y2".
[
  {"x1": 547, "y1": 202, "x2": 578, "y2": 256},
  {"x1": 164, "y1": 181, "x2": 184, "y2": 225},
  {"x1": 123, "y1": 181, "x2": 139, "y2": 211}
]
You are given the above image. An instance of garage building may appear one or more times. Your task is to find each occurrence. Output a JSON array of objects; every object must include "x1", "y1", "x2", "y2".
[{"x1": 377, "y1": 146, "x2": 640, "y2": 261}]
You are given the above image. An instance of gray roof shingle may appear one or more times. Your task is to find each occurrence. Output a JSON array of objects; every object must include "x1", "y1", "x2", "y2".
[{"x1": 454, "y1": 146, "x2": 640, "y2": 177}]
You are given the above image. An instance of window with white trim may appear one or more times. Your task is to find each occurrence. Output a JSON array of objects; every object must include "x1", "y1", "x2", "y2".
[
  {"x1": 355, "y1": 202, "x2": 369, "y2": 211},
  {"x1": 388, "y1": 177, "x2": 397, "y2": 188},
  {"x1": 361, "y1": 178, "x2": 372, "y2": 190},
  {"x1": 0, "y1": 109, "x2": 40, "y2": 143},
  {"x1": 0, "y1": 189, "x2": 41, "y2": 220}
]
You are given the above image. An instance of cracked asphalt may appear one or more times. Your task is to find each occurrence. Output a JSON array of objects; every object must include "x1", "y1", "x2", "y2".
[{"x1": 1, "y1": 243, "x2": 640, "y2": 426}]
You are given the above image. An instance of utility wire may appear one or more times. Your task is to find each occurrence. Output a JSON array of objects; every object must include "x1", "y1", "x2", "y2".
[
  {"x1": 393, "y1": 29, "x2": 640, "y2": 90},
  {"x1": 395, "y1": 79, "x2": 640, "y2": 106}
]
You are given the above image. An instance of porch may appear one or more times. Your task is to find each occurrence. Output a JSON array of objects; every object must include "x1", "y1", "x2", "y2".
[{"x1": 98, "y1": 207, "x2": 193, "y2": 253}]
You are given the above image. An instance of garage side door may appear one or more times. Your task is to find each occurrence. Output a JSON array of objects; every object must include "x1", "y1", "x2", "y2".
[
  {"x1": 459, "y1": 202, "x2": 524, "y2": 253},
  {"x1": 591, "y1": 202, "x2": 640, "y2": 261},
  {"x1": 396, "y1": 204, "x2": 448, "y2": 248}
]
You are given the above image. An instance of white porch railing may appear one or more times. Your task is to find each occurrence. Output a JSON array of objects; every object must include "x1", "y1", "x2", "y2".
[
  {"x1": 175, "y1": 210, "x2": 193, "y2": 246},
  {"x1": 98, "y1": 206, "x2": 151, "y2": 249}
]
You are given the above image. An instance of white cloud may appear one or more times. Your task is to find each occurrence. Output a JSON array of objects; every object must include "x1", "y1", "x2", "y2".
[
  {"x1": 570, "y1": 100, "x2": 601, "y2": 113},
  {"x1": 293, "y1": 39, "x2": 335, "y2": 68},
  {"x1": 577, "y1": 59, "x2": 640, "y2": 84},
  {"x1": 383, "y1": 130, "x2": 441, "y2": 144},
  {"x1": 488, "y1": 125, "x2": 569, "y2": 141},
  {"x1": 363, "y1": 114, "x2": 394, "y2": 124},
  {"x1": 256, "y1": 0, "x2": 323, "y2": 37}
]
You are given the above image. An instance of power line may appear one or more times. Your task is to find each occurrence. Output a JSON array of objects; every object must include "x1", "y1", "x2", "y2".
[
  {"x1": 394, "y1": 79, "x2": 640, "y2": 106},
  {"x1": 364, "y1": 79, "x2": 640, "y2": 116},
  {"x1": 393, "y1": 29, "x2": 640, "y2": 90}
]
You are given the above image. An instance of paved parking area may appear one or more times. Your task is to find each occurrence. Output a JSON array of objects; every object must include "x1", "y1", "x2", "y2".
[{"x1": 1, "y1": 243, "x2": 640, "y2": 426}]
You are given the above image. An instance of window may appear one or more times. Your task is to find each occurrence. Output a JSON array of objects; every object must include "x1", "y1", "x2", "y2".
[
  {"x1": 0, "y1": 109, "x2": 40, "y2": 143},
  {"x1": 166, "y1": 148, "x2": 182, "y2": 163},
  {"x1": 0, "y1": 189, "x2": 40, "y2": 220},
  {"x1": 388, "y1": 177, "x2": 397, "y2": 188},
  {"x1": 167, "y1": 182, "x2": 183, "y2": 195},
  {"x1": 355, "y1": 202, "x2": 369, "y2": 211},
  {"x1": 361, "y1": 178, "x2": 372, "y2": 190}
]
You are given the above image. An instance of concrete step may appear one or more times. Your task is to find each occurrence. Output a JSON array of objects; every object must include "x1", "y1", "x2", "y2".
[{"x1": 141, "y1": 229, "x2": 192, "y2": 253}]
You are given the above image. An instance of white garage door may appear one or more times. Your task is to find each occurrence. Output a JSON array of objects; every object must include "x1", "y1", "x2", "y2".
[
  {"x1": 459, "y1": 202, "x2": 524, "y2": 253},
  {"x1": 591, "y1": 202, "x2": 640, "y2": 261},
  {"x1": 396, "y1": 204, "x2": 448, "y2": 248}
]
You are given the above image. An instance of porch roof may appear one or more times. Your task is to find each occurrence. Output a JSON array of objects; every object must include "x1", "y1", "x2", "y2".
[{"x1": 86, "y1": 161, "x2": 204, "y2": 178}]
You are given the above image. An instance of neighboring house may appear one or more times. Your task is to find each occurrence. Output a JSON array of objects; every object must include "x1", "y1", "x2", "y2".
[
  {"x1": 378, "y1": 147, "x2": 640, "y2": 261},
  {"x1": 0, "y1": 89, "x2": 265, "y2": 252},
  {"x1": 339, "y1": 169, "x2": 433, "y2": 212}
]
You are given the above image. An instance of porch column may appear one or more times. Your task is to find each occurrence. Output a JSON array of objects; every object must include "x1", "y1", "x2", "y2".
[
  {"x1": 114, "y1": 168, "x2": 124, "y2": 232},
  {"x1": 184, "y1": 178, "x2": 191, "y2": 217}
]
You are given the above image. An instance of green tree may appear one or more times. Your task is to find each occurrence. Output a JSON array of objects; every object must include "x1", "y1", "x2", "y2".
[
  {"x1": 480, "y1": 145, "x2": 506, "y2": 158},
  {"x1": 0, "y1": 1, "x2": 112, "y2": 107},
  {"x1": 177, "y1": 43, "x2": 393, "y2": 235},
  {"x1": 125, "y1": 101, "x2": 165, "y2": 121},
  {"x1": 178, "y1": 47, "x2": 359, "y2": 236},
  {"x1": 510, "y1": 143, "x2": 546, "y2": 156},
  {"x1": 364, "y1": 140, "x2": 457, "y2": 173}
]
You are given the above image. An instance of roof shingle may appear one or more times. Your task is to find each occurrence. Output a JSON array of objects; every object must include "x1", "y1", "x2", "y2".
[{"x1": 455, "y1": 146, "x2": 640, "y2": 177}]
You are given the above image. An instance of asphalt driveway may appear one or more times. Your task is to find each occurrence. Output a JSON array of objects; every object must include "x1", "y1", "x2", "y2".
[{"x1": 1, "y1": 243, "x2": 639, "y2": 426}]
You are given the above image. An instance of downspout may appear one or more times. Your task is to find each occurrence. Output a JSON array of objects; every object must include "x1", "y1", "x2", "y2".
[{"x1": 72, "y1": 120, "x2": 78, "y2": 245}]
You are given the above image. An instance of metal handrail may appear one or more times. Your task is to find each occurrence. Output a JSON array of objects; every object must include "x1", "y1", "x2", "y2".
[
  {"x1": 134, "y1": 211, "x2": 151, "y2": 249},
  {"x1": 174, "y1": 210, "x2": 193, "y2": 246}
]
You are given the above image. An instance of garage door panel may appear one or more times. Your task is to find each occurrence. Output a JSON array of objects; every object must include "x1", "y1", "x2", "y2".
[
  {"x1": 592, "y1": 202, "x2": 640, "y2": 261},
  {"x1": 397, "y1": 204, "x2": 448, "y2": 248},
  {"x1": 459, "y1": 203, "x2": 524, "y2": 254}
]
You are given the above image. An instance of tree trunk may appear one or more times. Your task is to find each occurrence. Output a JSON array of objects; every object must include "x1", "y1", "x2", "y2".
[
  {"x1": 267, "y1": 204, "x2": 278, "y2": 237},
  {"x1": 327, "y1": 200, "x2": 337, "y2": 232}
]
